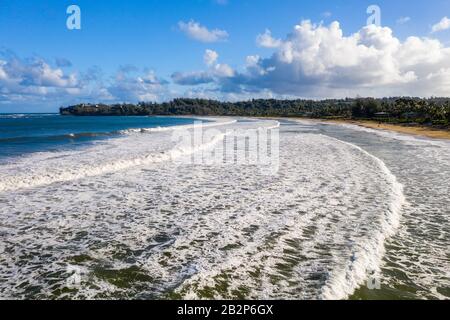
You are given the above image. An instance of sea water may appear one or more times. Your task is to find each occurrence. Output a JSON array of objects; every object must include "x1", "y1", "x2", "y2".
[
  {"x1": 0, "y1": 114, "x2": 198, "y2": 161},
  {"x1": 0, "y1": 116, "x2": 448, "y2": 300}
]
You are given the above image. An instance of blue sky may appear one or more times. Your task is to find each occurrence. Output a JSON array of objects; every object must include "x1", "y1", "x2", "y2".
[{"x1": 1, "y1": 0, "x2": 450, "y2": 112}]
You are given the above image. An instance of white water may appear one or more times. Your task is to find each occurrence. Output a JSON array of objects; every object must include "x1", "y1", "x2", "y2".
[
  {"x1": 319, "y1": 136, "x2": 405, "y2": 299},
  {"x1": 314, "y1": 120, "x2": 450, "y2": 299},
  {"x1": 0, "y1": 118, "x2": 236, "y2": 193},
  {"x1": 0, "y1": 118, "x2": 447, "y2": 300}
]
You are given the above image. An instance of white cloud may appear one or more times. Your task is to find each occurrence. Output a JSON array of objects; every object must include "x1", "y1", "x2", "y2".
[
  {"x1": 178, "y1": 20, "x2": 228, "y2": 43},
  {"x1": 172, "y1": 49, "x2": 234, "y2": 86},
  {"x1": 256, "y1": 29, "x2": 282, "y2": 48},
  {"x1": 431, "y1": 17, "x2": 450, "y2": 33},
  {"x1": 175, "y1": 20, "x2": 450, "y2": 98},
  {"x1": 20, "y1": 61, "x2": 76, "y2": 88},
  {"x1": 6, "y1": 18, "x2": 450, "y2": 108},
  {"x1": 0, "y1": 56, "x2": 80, "y2": 104},
  {"x1": 204, "y1": 49, "x2": 219, "y2": 66},
  {"x1": 0, "y1": 53, "x2": 170, "y2": 106},
  {"x1": 107, "y1": 69, "x2": 170, "y2": 102},
  {"x1": 245, "y1": 55, "x2": 260, "y2": 67},
  {"x1": 212, "y1": 63, "x2": 235, "y2": 78},
  {"x1": 247, "y1": 21, "x2": 450, "y2": 97}
]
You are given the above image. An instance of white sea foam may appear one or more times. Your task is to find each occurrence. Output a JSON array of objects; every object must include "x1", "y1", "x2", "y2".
[
  {"x1": 319, "y1": 136, "x2": 405, "y2": 300},
  {"x1": 0, "y1": 113, "x2": 56, "y2": 119},
  {"x1": 0, "y1": 118, "x2": 447, "y2": 300},
  {"x1": 119, "y1": 118, "x2": 237, "y2": 134},
  {"x1": 164, "y1": 133, "x2": 406, "y2": 300},
  {"x1": 0, "y1": 118, "x2": 237, "y2": 193}
]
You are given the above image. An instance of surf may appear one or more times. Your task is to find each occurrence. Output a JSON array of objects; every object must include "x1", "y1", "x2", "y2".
[
  {"x1": 319, "y1": 136, "x2": 406, "y2": 300},
  {"x1": 0, "y1": 119, "x2": 413, "y2": 300},
  {"x1": 0, "y1": 119, "x2": 237, "y2": 193}
]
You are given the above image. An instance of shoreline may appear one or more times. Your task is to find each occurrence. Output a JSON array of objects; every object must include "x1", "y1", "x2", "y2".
[{"x1": 291, "y1": 118, "x2": 450, "y2": 140}]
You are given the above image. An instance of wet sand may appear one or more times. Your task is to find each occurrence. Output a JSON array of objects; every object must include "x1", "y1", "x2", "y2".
[{"x1": 292, "y1": 118, "x2": 450, "y2": 140}]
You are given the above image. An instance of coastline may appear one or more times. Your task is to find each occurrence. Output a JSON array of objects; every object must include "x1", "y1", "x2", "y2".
[
  {"x1": 2, "y1": 115, "x2": 449, "y2": 300},
  {"x1": 291, "y1": 118, "x2": 450, "y2": 140}
]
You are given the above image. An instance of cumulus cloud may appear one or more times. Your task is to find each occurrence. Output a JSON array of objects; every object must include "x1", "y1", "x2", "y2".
[
  {"x1": 5, "y1": 19, "x2": 450, "y2": 108},
  {"x1": 0, "y1": 53, "x2": 170, "y2": 107},
  {"x1": 212, "y1": 63, "x2": 235, "y2": 78},
  {"x1": 204, "y1": 49, "x2": 219, "y2": 66},
  {"x1": 243, "y1": 21, "x2": 450, "y2": 97},
  {"x1": 178, "y1": 20, "x2": 228, "y2": 43},
  {"x1": 256, "y1": 29, "x2": 282, "y2": 48},
  {"x1": 172, "y1": 49, "x2": 234, "y2": 86},
  {"x1": 431, "y1": 17, "x2": 450, "y2": 33},
  {"x1": 107, "y1": 69, "x2": 170, "y2": 102},
  {"x1": 174, "y1": 20, "x2": 450, "y2": 98},
  {"x1": 0, "y1": 54, "x2": 81, "y2": 104}
]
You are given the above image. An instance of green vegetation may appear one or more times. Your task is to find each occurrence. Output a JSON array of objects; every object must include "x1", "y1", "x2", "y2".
[{"x1": 60, "y1": 97, "x2": 450, "y2": 127}]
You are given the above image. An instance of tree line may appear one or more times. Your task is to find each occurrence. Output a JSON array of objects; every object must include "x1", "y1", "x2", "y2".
[{"x1": 60, "y1": 97, "x2": 450, "y2": 127}]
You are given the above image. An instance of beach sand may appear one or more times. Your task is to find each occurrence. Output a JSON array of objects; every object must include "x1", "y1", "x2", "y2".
[{"x1": 290, "y1": 118, "x2": 450, "y2": 140}]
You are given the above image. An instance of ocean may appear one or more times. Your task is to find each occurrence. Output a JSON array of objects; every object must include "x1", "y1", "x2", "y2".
[
  {"x1": 0, "y1": 114, "x2": 199, "y2": 162},
  {"x1": 0, "y1": 116, "x2": 448, "y2": 300}
]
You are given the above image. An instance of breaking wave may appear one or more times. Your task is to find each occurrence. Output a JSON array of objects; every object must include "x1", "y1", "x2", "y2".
[
  {"x1": 319, "y1": 136, "x2": 405, "y2": 299},
  {"x1": 0, "y1": 118, "x2": 237, "y2": 193},
  {"x1": 0, "y1": 118, "x2": 415, "y2": 300}
]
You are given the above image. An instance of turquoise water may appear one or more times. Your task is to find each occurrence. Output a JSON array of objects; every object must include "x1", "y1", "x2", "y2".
[{"x1": 0, "y1": 114, "x2": 197, "y2": 160}]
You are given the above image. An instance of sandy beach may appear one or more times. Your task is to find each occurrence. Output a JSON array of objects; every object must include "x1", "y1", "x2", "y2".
[
  {"x1": 324, "y1": 119, "x2": 450, "y2": 140},
  {"x1": 285, "y1": 118, "x2": 450, "y2": 140}
]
